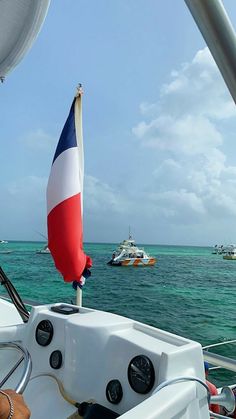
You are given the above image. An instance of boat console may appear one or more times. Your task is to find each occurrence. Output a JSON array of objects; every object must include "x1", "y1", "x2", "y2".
[{"x1": 0, "y1": 303, "x2": 209, "y2": 418}]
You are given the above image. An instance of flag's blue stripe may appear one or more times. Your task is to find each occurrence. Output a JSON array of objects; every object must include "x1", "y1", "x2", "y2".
[{"x1": 52, "y1": 98, "x2": 77, "y2": 163}]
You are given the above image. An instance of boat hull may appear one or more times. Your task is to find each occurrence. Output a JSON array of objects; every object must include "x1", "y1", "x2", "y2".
[
  {"x1": 109, "y1": 257, "x2": 157, "y2": 266},
  {"x1": 223, "y1": 255, "x2": 236, "y2": 260}
]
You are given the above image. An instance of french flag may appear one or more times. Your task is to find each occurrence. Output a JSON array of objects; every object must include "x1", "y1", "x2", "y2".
[{"x1": 47, "y1": 87, "x2": 92, "y2": 285}]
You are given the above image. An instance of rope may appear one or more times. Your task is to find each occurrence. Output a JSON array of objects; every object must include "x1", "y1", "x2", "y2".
[{"x1": 29, "y1": 374, "x2": 79, "y2": 407}]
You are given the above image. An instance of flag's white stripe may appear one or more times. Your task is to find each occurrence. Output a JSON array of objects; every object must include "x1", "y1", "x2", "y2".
[
  {"x1": 74, "y1": 94, "x2": 84, "y2": 214},
  {"x1": 47, "y1": 147, "x2": 82, "y2": 214}
]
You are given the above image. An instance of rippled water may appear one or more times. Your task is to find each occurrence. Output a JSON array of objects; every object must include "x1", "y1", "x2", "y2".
[{"x1": 0, "y1": 241, "x2": 236, "y2": 386}]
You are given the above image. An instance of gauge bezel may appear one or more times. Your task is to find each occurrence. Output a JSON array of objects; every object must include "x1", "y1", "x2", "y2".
[
  {"x1": 106, "y1": 379, "x2": 123, "y2": 404},
  {"x1": 128, "y1": 354, "x2": 155, "y2": 394},
  {"x1": 49, "y1": 350, "x2": 63, "y2": 369},
  {"x1": 35, "y1": 319, "x2": 54, "y2": 347}
]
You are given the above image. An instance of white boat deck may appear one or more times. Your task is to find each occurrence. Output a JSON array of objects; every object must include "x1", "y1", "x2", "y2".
[{"x1": 0, "y1": 299, "x2": 210, "y2": 418}]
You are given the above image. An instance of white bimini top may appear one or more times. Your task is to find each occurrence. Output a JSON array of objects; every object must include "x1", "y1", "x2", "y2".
[{"x1": 0, "y1": 0, "x2": 50, "y2": 81}]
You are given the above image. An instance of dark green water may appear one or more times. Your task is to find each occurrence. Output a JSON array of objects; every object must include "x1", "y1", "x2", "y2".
[{"x1": 0, "y1": 241, "x2": 236, "y2": 386}]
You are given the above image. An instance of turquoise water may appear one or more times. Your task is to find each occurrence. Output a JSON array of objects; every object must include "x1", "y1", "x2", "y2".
[{"x1": 0, "y1": 241, "x2": 236, "y2": 386}]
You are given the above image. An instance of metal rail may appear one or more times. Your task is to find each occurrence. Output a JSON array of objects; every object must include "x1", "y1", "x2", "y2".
[
  {"x1": 184, "y1": 0, "x2": 236, "y2": 104},
  {"x1": 203, "y1": 340, "x2": 236, "y2": 350},
  {"x1": 203, "y1": 350, "x2": 236, "y2": 373},
  {"x1": 0, "y1": 342, "x2": 32, "y2": 393},
  {"x1": 184, "y1": 0, "x2": 236, "y2": 381}
]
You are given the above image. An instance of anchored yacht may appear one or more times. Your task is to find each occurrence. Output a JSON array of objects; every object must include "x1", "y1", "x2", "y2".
[
  {"x1": 36, "y1": 245, "x2": 50, "y2": 255},
  {"x1": 223, "y1": 247, "x2": 236, "y2": 260},
  {"x1": 108, "y1": 236, "x2": 156, "y2": 266}
]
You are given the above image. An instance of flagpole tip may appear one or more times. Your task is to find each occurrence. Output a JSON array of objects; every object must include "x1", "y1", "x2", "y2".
[{"x1": 76, "y1": 83, "x2": 83, "y2": 97}]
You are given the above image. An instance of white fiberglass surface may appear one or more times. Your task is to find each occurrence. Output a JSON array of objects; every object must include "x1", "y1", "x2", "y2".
[
  {"x1": 0, "y1": 0, "x2": 50, "y2": 79},
  {"x1": 0, "y1": 304, "x2": 209, "y2": 418},
  {"x1": 0, "y1": 298, "x2": 23, "y2": 326}
]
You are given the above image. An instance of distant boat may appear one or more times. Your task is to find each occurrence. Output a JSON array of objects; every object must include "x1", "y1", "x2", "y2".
[
  {"x1": 212, "y1": 244, "x2": 233, "y2": 255},
  {"x1": 36, "y1": 244, "x2": 50, "y2": 254},
  {"x1": 223, "y1": 247, "x2": 236, "y2": 260},
  {"x1": 107, "y1": 235, "x2": 156, "y2": 266},
  {"x1": 0, "y1": 240, "x2": 12, "y2": 253}
]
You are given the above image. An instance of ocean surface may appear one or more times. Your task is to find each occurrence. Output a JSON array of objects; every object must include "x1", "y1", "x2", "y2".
[{"x1": 0, "y1": 241, "x2": 236, "y2": 386}]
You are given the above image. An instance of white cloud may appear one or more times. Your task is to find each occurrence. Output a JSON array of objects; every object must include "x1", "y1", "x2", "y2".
[
  {"x1": 133, "y1": 114, "x2": 222, "y2": 155},
  {"x1": 84, "y1": 175, "x2": 131, "y2": 214},
  {"x1": 20, "y1": 129, "x2": 56, "y2": 151},
  {"x1": 131, "y1": 47, "x2": 236, "y2": 230},
  {"x1": 84, "y1": 47, "x2": 236, "y2": 242},
  {"x1": 159, "y1": 47, "x2": 236, "y2": 121},
  {"x1": 0, "y1": 176, "x2": 47, "y2": 240},
  {"x1": 150, "y1": 189, "x2": 206, "y2": 218},
  {"x1": 7, "y1": 175, "x2": 47, "y2": 201},
  {"x1": 4, "y1": 48, "x2": 236, "y2": 244},
  {"x1": 139, "y1": 102, "x2": 159, "y2": 117}
]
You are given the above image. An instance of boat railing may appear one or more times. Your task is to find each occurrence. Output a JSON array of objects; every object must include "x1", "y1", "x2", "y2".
[
  {"x1": 203, "y1": 340, "x2": 236, "y2": 351},
  {"x1": 0, "y1": 294, "x2": 44, "y2": 307},
  {"x1": 203, "y1": 340, "x2": 236, "y2": 373}
]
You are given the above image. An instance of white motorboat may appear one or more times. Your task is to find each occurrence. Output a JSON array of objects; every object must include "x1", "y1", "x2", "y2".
[
  {"x1": 1, "y1": 0, "x2": 236, "y2": 418},
  {"x1": 36, "y1": 245, "x2": 50, "y2": 255},
  {"x1": 223, "y1": 247, "x2": 236, "y2": 260},
  {"x1": 212, "y1": 244, "x2": 226, "y2": 254},
  {"x1": 0, "y1": 240, "x2": 12, "y2": 253},
  {"x1": 108, "y1": 236, "x2": 156, "y2": 266},
  {"x1": 212, "y1": 244, "x2": 236, "y2": 255}
]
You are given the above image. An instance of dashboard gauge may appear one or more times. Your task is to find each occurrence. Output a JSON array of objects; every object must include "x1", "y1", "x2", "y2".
[
  {"x1": 128, "y1": 355, "x2": 155, "y2": 394},
  {"x1": 35, "y1": 320, "x2": 54, "y2": 346},
  {"x1": 50, "y1": 350, "x2": 63, "y2": 369},
  {"x1": 106, "y1": 379, "x2": 123, "y2": 404}
]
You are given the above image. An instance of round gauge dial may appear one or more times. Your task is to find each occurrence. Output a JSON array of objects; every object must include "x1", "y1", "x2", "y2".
[
  {"x1": 106, "y1": 379, "x2": 123, "y2": 404},
  {"x1": 50, "y1": 350, "x2": 63, "y2": 369},
  {"x1": 35, "y1": 320, "x2": 53, "y2": 346},
  {"x1": 128, "y1": 355, "x2": 155, "y2": 394}
]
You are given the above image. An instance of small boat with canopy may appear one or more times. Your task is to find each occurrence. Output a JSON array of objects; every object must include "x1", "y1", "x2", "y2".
[{"x1": 107, "y1": 235, "x2": 156, "y2": 266}]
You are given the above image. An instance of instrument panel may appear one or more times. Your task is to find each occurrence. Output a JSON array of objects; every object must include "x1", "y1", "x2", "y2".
[
  {"x1": 106, "y1": 354, "x2": 155, "y2": 405},
  {"x1": 34, "y1": 317, "x2": 156, "y2": 404}
]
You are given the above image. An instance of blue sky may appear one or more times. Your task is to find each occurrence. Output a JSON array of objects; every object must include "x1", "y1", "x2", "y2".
[{"x1": 1, "y1": 0, "x2": 236, "y2": 246}]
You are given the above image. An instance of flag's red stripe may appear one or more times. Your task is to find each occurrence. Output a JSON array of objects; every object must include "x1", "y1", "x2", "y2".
[{"x1": 47, "y1": 194, "x2": 91, "y2": 282}]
